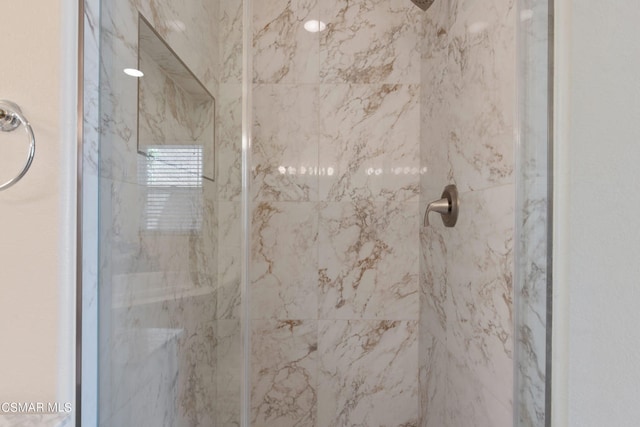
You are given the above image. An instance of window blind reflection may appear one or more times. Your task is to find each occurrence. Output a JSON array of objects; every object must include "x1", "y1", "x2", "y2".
[{"x1": 138, "y1": 145, "x2": 203, "y2": 231}]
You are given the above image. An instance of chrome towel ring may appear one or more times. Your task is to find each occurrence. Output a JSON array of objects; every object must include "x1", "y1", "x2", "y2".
[{"x1": 0, "y1": 100, "x2": 36, "y2": 191}]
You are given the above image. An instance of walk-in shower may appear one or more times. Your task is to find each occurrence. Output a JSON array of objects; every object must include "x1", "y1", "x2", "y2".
[{"x1": 80, "y1": 0, "x2": 552, "y2": 425}]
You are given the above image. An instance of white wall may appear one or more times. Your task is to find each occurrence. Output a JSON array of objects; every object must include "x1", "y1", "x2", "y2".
[
  {"x1": 0, "y1": 0, "x2": 77, "y2": 413},
  {"x1": 554, "y1": 0, "x2": 640, "y2": 426}
]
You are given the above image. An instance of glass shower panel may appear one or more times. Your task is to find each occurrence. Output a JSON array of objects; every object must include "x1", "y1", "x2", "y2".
[
  {"x1": 418, "y1": 0, "x2": 552, "y2": 426},
  {"x1": 85, "y1": 0, "x2": 552, "y2": 424},
  {"x1": 91, "y1": 0, "x2": 244, "y2": 425},
  {"x1": 515, "y1": 0, "x2": 552, "y2": 425}
]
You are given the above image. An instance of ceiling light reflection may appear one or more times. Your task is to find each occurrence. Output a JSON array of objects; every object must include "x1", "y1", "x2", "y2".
[
  {"x1": 124, "y1": 68, "x2": 144, "y2": 78},
  {"x1": 304, "y1": 20, "x2": 327, "y2": 33}
]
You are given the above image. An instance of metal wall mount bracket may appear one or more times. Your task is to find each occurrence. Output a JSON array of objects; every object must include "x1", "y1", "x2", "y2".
[{"x1": 423, "y1": 184, "x2": 459, "y2": 227}]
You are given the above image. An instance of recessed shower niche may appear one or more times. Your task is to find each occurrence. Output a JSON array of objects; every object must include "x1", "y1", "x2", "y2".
[{"x1": 136, "y1": 15, "x2": 215, "y2": 232}]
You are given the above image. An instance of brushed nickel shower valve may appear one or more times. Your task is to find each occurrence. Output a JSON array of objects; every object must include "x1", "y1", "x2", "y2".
[{"x1": 424, "y1": 184, "x2": 459, "y2": 227}]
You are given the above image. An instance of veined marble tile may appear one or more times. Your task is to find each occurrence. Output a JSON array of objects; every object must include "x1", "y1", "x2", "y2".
[
  {"x1": 319, "y1": 84, "x2": 420, "y2": 202},
  {"x1": 444, "y1": 185, "x2": 514, "y2": 415},
  {"x1": 253, "y1": 84, "x2": 319, "y2": 202},
  {"x1": 97, "y1": 0, "x2": 240, "y2": 426},
  {"x1": 419, "y1": 225, "x2": 448, "y2": 339},
  {"x1": 319, "y1": 0, "x2": 423, "y2": 84},
  {"x1": 318, "y1": 200, "x2": 419, "y2": 320},
  {"x1": 217, "y1": 201, "x2": 242, "y2": 320},
  {"x1": 251, "y1": 202, "x2": 318, "y2": 320},
  {"x1": 83, "y1": 0, "x2": 101, "y2": 179},
  {"x1": 251, "y1": 320, "x2": 317, "y2": 427},
  {"x1": 130, "y1": 180, "x2": 217, "y2": 298},
  {"x1": 138, "y1": 49, "x2": 215, "y2": 147},
  {"x1": 98, "y1": 32, "x2": 140, "y2": 184},
  {"x1": 99, "y1": 176, "x2": 218, "y2": 426},
  {"x1": 446, "y1": 351, "x2": 512, "y2": 427},
  {"x1": 514, "y1": 177, "x2": 547, "y2": 426},
  {"x1": 220, "y1": 0, "x2": 243, "y2": 84},
  {"x1": 99, "y1": 0, "x2": 220, "y2": 183},
  {"x1": 317, "y1": 320, "x2": 418, "y2": 427},
  {"x1": 418, "y1": 332, "x2": 446, "y2": 427},
  {"x1": 253, "y1": 0, "x2": 319, "y2": 83},
  {"x1": 419, "y1": 225, "x2": 448, "y2": 427},
  {"x1": 134, "y1": 0, "x2": 219, "y2": 92},
  {"x1": 420, "y1": 0, "x2": 516, "y2": 195},
  {"x1": 105, "y1": 296, "x2": 217, "y2": 427},
  {"x1": 218, "y1": 83, "x2": 243, "y2": 202},
  {"x1": 106, "y1": 326, "x2": 182, "y2": 427},
  {"x1": 217, "y1": 320, "x2": 242, "y2": 427}
]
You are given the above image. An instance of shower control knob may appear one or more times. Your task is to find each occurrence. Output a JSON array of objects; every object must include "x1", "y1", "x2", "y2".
[{"x1": 423, "y1": 184, "x2": 459, "y2": 227}]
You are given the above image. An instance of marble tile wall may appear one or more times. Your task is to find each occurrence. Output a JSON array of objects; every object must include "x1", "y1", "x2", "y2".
[
  {"x1": 95, "y1": 0, "x2": 244, "y2": 425},
  {"x1": 419, "y1": 0, "x2": 518, "y2": 426},
  {"x1": 250, "y1": 0, "x2": 423, "y2": 425}
]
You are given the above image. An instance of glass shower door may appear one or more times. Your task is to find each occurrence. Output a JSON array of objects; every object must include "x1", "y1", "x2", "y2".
[{"x1": 84, "y1": 0, "x2": 245, "y2": 425}]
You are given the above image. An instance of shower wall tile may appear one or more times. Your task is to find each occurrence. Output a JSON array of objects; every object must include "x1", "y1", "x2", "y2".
[
  {"x1": 138, "y1": 53, "x2": 213, "y2": 146},
  {"x1": 318, "y1": 84, "x2": 421, "y2": 202},
  {"x1": 218, "y1": 83, "x2": 243, "y2": 201},
  {"x1": 445, "y1": 352, "x2": 512, "y2": 427},
  {"x1": 107, "y1": 296, "x2": 217, "y2": 427},
  {"x1": 99, "y1": 175, "x2": 218, "y2": 425},
  {"x1": 418, "y1": 332, "x2": 446, "y2": 427},
  {"x1": 420, "y1": 0, "x2": 516, "y2": 196},
  {"x1": 251, "y1": 202, "x2": 319, "y2": 320},
  {"x1": 515, "y1": 176, "x2": 547, "y2": 426},
  {"x1": 98, "y1": 2, "x2": 223, "y2": 424},
  {"x1": 319, "y1": 0, "x2": 423, "y2": 84},
  {"x1": 217, "y1": 319, "x2": 242, "y2": 427},
  {"x1": 251, "y1": 320, "x2": 318, "y2": 427},
  {"x1": 100, "y1": 178, "x2": 217, "y2": 299},
  {"x1": 253, "y1": 0, "x2": 319, "y2": 84},
  {"x1": 419, "y1": 226, "x2": 448, "y2": 339},
  {"x1": 220, "y1": 0, "x2": 243, "y2": 83},
  {"x1": 83, "y1": 0, "x2": 101, "y2": 179},
  {"x1": 418, "y1": 187, "x2": 514, "y2": 427},
  {"x1": 218, "y1": 201, "x2": 242, "y2": 319},
  {"x1": 100, "y1": 0, "x2": 220, "y2": 183},
  {"x1": 97, "y1": 0, "x2": 247, "y2": 425},
  {"x1": 419, "y1": 224, "x2": 448, "y2": 427},
  {"x1": 249, "y1": 0, "x2": 423, "y2": 424},
  {"x1": 419, "y1": 0, "x2": 516, "y2": 423},
  {"x1": 252, "y1": 84, "x2": 320, "y2": 202},
  {"x1": 98, "y1": 59, "x2": 140, "y2": 183},
  {"x1": 444, "y1": 185, "x2": 514, "y2": 410},
  {"x1": 317, "y1": 320, "x2": 419, "y2": 427},
  {"x1": 318, "y1": 200, "x2": 419, "y2": 320},
  {"x1": 136, "y1": 0, "x2": 219, "y2": 91},
  {"x1": 100, "y1": 170, "x2": 219, "y2": 424}
]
